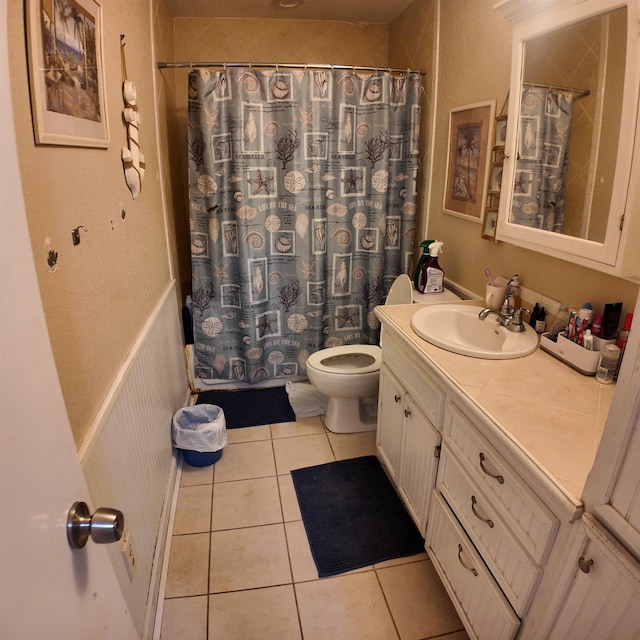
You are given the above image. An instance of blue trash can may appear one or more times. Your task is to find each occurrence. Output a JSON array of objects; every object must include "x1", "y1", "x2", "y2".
[{"x1": 172, "y1": 404, "x2": 227, "y2": 467}]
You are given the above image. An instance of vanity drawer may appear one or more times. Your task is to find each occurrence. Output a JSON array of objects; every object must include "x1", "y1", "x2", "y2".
[
  {"x1": 445, "y1": 402, "x2": 559, "y2": 564},
  {"x1": 438, "y1": 447, "x2": 542, "y2": 615},
  {"x1": 427, "y1": 491, "x2": 520, "y2": 640},
  {"x1": 382, "y1": 332, "x2": 445, "y2": 428}
]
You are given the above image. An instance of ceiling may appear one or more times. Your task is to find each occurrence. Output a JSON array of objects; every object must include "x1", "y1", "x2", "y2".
[{"x1": 167, "y1": 0, "x2": 415, "y2": 24}]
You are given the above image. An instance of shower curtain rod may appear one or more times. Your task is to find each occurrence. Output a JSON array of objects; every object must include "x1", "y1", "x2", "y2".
[
  {"x1": 524, "y1": 81, "x2": 590, "y2": 99},
  {"x1": 157, "y1": 61, "x2": 426, "y2": 76}
]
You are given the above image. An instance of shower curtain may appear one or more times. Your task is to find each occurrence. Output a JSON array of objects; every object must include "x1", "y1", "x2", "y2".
[
  {"x1": 188, "y1": 68, "x2": 422, "y2": 383},
  {"x1": 511, "y1": 87, "x2": 573, "y2": 232}
]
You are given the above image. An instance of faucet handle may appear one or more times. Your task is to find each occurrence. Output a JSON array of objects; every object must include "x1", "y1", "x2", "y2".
[
  {"x1": 512, "y1": 307, "x2": 530, "y2": 324},
  {"x1": 501, "y1": 296, "x2": 514, "y2": 315}
]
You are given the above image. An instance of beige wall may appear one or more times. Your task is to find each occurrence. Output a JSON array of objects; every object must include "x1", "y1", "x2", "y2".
[
  {"x1": 10, "y1": 0, "x2": 638, "y2": 448},
  {"x1": 392, "y1": 0, "x2": 638, "y2": 314},
  {"x1": 9, "y1": 1, "x2": 173, "y2": 447},
  {"x1": 164, "y1": 17, "x2": 389, "y2": 292}
]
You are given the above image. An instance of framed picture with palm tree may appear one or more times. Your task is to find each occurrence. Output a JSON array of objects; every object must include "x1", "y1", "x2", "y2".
[
  {"x1": 27, "y1": 0, "x2": 109, "y2": 147},
  {"x1": 443, "y1": 101, "x2": 495, "y2": 222}
]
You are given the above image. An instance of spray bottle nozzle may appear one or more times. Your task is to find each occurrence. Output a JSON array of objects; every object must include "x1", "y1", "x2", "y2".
[{"x1": 428, "y1": 241, "x2": 444, "y2": 256}]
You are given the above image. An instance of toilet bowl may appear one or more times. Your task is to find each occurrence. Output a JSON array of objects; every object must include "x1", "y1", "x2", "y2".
[{"x1": 306, "y1": 274, "x2": 413, "y2": 433}]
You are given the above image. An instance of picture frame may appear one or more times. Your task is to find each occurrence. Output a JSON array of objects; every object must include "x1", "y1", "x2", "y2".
[
  {"x1": 26, "y1": 0, "x2": 109, "y2": 148},
  {"x1": 494, "y1": 115, "x2": 507, "y2": 147},
  {"x1": 482, "y1": 208, "x2": 499, "y2": 239},
  {"x1": 489, "y1": 163, "x2": 504, "y2": 194},
  {"x1": 443, "y1": 101, "x2": 496, "y2": 222}
]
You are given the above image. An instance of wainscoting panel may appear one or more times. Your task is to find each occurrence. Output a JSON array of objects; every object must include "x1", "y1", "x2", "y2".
[{"x1": 80, "y1": 281, "x2": 189, "y2": 636}]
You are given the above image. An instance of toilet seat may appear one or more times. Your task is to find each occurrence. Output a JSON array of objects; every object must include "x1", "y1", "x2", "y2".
[{"x1": 306, "y1": 345, "x2": 381, "y2": 375}]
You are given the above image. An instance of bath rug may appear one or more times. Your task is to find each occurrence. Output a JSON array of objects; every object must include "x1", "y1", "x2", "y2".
[
  {"x1": 196, "y1": 385, "x2": 295, "y2": 428},
  {"x1": 291, "y1": 455, "x2": 425, "y2": 577}
]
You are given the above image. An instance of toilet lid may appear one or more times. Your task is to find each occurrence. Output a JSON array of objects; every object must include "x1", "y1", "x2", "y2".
[
  {"x1": 386, "y1": 274, "x2": 413, "y2": 305},
  {"x1": 306, "y1": 345, "x2": 382, "y2": 375}
]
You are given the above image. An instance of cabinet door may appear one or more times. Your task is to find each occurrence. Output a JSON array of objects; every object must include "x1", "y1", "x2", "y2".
[
  {"x1": 399, "y1": 398, "x2": 440, "y2": 535},
  {"x1": 377, "y1": 364, "x2": 404, "y2": 481},
  {"x1": 584, "y1": 294, "x2": 640, "y2": 560},
  {"x1": 547, "y1": 514, "x2": 640, "y2": 640}
]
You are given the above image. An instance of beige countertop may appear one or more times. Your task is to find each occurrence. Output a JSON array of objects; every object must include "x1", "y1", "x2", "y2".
[{"x1": 375, "y1": 302, "x2": 616, "y2": 503}]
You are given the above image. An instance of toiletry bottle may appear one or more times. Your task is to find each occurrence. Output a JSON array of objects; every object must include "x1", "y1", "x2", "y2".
[
  {"x1": 508, "y1": 275, "x2": 521, "y2": 310},
  {"x1": 596, "y1": 343, "x2": 621, "y2": 384},
  {"x1": 578, "y1": 302, "x2": 593, "y2": 324},
  {"x1": 614, "y1": 313, "x2": 633, "y2": 379},
  {"x1": 413, "y1": 240, "x2": 434, "y2": 291},
  {"x1": 591, "y1": 314, "x2": 603, "y2": 337},
  {"x1": 548, "y1": 303, "x2": 570, "y2": 340},
  {"x1": 583, "y1": 329, "x2": 594, "y2": 350},
  {"x1": 530, "y1": 303, "x2": 540, "y2": 328},
  {"x1": 419, "y1": 241, "x2": 445, "y2": 294},
  {"x1": 535, "y1": 307, "x2": 546, "y2": 334},
  {"x1": 616, "y1": 313, "x2": 633, "y2": 350}
]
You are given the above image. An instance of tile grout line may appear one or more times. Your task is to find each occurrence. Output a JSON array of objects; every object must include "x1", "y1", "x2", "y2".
[{"x1": 152, "y1": 454, "x2": 184, "y2": 640}]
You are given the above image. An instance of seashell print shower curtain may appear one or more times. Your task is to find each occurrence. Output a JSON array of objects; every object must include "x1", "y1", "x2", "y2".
[
  {"x1": 187, "y1": 68, "x2": 422, "y2": 384},
  {"x1": 511, "y1": 87, "x2": 573, "y2": 233}
]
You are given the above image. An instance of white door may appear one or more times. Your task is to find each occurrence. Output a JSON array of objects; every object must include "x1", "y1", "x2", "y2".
[{"x1": 0, "y1": 16, "x2": 137, "y2": 640}]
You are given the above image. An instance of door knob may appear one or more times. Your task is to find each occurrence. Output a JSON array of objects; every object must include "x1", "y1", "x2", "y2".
[{"x1": 67, "y1": 501, "x2": 125, "y2": 549}]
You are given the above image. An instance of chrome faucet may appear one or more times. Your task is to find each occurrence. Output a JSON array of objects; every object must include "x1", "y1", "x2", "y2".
[{"x1": 478, "y1": 295, "x2": 529, "y2": 333}]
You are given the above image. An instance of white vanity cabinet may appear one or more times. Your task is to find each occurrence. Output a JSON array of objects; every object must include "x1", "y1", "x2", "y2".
[
  {"x1": 375, "y1": 298, "x2": 639, "y2": 640},
  {"x1": 544, "y1": 514, "x2": 640, "y2": 640},
  {"x1": 427, "y1": 398, "x2": 560, "y2": 640},
  {"x1": 376, "y1": 332, "x2": 444, "y2": 535}
]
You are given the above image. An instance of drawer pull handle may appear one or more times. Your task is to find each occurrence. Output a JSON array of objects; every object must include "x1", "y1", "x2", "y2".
[
  {"x1": 479, "y1": 452, "x2": 504, "y2": 484},
  {"x1": 404, "y1": 408, "x2": 411, "y2": 418},
  {"x1": 394, "y1": 394, "x2": 401, "y2": 403},
  {"x1": 471, "y1": 496, "x2": 494, "y2": 528},
  {"x1": 578, "y1": 556, "x2": 593, "y2": 574},
  {"x1": 457, "y1": 544, "x2": 478, "y2": 576}
]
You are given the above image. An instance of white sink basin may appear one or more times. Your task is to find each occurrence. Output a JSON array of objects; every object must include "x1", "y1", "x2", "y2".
[{"x1": 410, "y1": 304, "x2": 539, "y2": 359}]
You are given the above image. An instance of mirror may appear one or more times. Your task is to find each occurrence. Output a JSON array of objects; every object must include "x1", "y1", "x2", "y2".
[
  {"x1": 512, "y1": 7, "x2": 626, "y2": 241},
  {"x1": 496, "y1": 0, "x2": 639, "y2": 271}
]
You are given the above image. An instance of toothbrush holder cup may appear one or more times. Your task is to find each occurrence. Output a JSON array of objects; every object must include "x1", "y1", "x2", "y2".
[{"x1": 485, "y1": 277, "x2": 509, "y2": 311}]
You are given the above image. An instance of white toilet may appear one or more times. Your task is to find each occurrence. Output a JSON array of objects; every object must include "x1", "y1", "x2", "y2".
[{"x1": 306, "y1": 274, "x2": 413, "y2": 433}]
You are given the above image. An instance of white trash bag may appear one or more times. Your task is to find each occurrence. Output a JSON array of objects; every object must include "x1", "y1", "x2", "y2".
[
  {"x1": 285, "y1": 381, "x2": 328, "y2": 418},
  {"x1": 172, "y1": 404, "x2": 227, "y2": 453}
]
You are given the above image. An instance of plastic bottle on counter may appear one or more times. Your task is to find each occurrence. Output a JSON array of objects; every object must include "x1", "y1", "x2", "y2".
[
  {"x1": 591, "y1": 314, "x2": 603, "y2": 337},
  {"x1": 614, "y1": 313, "x2": 633, "y2": 379},
  {"x1": 596, "y1": 343, "x2": 621, "y2": 384},
  {"x1": 616, "y1": 313, "x2": 633, "y2": 350},
  {"x1": 418, "y1": 241, "x2": 445, "y2": 294},
  {"x1": 548, "y1": 303, "x2": 570, "y2": 340},
  {"x1": 578, "y1": 302, "x2": 593, "y2": 323},
  {"x1": 583, "y1": 329, "x2": 594, "y2": 350},
  {"x1": 508, "y1": 275, "x2": 521, "y2": 310},
  {"x1": 535, "y1": 307, "x2": 546, "y2": 334},
  {"x1": 413, "y1": 240, "x2": 434, "y2": 291}
]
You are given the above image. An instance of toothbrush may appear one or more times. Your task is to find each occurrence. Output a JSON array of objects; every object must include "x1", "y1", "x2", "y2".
[{"x1": 484, "y1": 268, "x2": 493, "y2": 285}]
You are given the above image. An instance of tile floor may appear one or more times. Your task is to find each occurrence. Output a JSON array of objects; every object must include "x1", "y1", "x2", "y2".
[{"x1": 160, "y1": 415, "x2": 470, "y2": 640}]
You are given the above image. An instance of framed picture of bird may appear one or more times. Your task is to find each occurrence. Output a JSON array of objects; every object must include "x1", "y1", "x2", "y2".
[
  {"x1": 26, "y1": 0, "x2": 109, "y2": 147},
  {"x1": 443, "y1": 101, "x2": 495, "y2": 222}
]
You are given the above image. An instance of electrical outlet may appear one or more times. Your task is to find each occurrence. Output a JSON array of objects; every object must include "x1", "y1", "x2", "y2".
[{"x1": 120, "y1": 529, "x2": 136, "y2": 580}]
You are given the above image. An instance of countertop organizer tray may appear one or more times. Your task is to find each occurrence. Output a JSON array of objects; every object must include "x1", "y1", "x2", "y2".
[{"x1": 539, "y1": 333, "x2": 615, "y2": 376}]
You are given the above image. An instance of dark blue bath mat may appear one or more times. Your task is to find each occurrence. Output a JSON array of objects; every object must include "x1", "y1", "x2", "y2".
[
  {"x1": 196, "y1": 385, "x2": 295, "y2": 428},
  {"x1": 291, "y1": 455, "x2": 425, "y2": 577}
]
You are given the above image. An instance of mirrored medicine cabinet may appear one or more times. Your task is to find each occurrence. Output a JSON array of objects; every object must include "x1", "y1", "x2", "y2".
[{"x1": 495, "y1": 0, "x2": 640, "y2": 280}]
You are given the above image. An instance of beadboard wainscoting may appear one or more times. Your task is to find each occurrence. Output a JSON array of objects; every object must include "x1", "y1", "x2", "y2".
[{"x1": 80, "y1": 280, "x2": 189, "y2": 637}]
